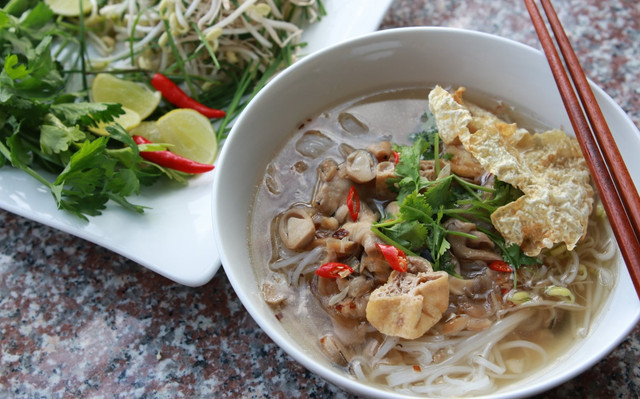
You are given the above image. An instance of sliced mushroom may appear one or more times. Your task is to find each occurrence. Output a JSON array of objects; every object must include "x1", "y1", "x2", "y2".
[
  {"x1": 346, "y1": 149, "x2": 377, "y2": 183},
  {"x1": 278, "y1": 208, "x2": 316, "y2": 250},
  {"x1": 467, "y1": 317, "x2": 492, "y2": 332},
  {"x1": 449, "y1": 276, "x2": 477, "y2": 296},
  {"x1": 384, "y1": 201, "x2": 400, "y2": 219},
  {"x1": 313, "y1": 159, "x2": 353, "y2": 215},
  {"x1": 342, "y1": 221, "x2": 381, "y2": 257},
  {"x1": 442, "y1": 314, "x2": 470, "y2": 335},
  {"x1": 443, "y1": 142, "x2": 485, "y2": 178},
  {"x1": 333, "y1": 204, "x2": 350, "y2": 224},
  {"x1": 338, "y1": 143, "x2": 355, "y2": 158},
  {"x1": 367, "y1": 141, "x2": 392, "y2": 162},
  {"x1": 360, "y1": 255, "x2": 391, "y2": 281},
  {"x1": 320, "y1": 334, "x2": 351, "y2": 366},
  {"x1": 420, "y1": 159, "x2": 446, "y2": 181},
  {"x1": 449, "y1": 272, "x2": 495, "y2": 296},
  {"x1": 407, "y1": 256, "x2": 433, "y2": 274},
  {"x1": 334, "y1": 295, "x2": 369, "y2": 320},
  {"x1": 347, "y1": 275, "x2": 376, "y2": 297},
  {"x1": 311, "y1": 213, "x2": 340, "y2": 231},
  {"x1": 444, "y1": 218, "x2": 503, "y2": 262},
  {"x1": 376, "y1": 161, "x2": 397, "y2": 198},
  {"x1": 311, "y1": 237, "x2": 358, "y2": 258},
  {"x1": 262, "y1": 280, "x2": 288, "y2": 306}
]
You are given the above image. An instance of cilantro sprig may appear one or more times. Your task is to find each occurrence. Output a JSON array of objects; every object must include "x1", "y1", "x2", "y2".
[{"x1": 372, "y1": 133, "x2": 539, "y2": 274}]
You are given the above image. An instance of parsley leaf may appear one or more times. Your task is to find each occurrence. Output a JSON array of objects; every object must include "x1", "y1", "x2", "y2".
[
  {"x1": 391, "y1": 137, "x2": 430, "y2": 202},
  {"x1": 409, "y1": 110, "x2": 439, "y2": 160},
  {"x1": 51, "y1": 102, "x2": 125, "y2": 128},
  {"x1": 0, "y1": 8, "x2": 173, "y2": 219},
  {"x1": 40, "y1": 113, "x2": 86, "y2": 155}
]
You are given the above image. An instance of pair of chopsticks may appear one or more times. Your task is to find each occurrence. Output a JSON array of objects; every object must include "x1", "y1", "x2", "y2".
[{"x1": 524, "y1": 0, "x2": 640, "y2": 299}]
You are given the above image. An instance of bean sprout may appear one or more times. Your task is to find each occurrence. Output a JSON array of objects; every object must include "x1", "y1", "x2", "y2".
[{"x1": 87, "y1": 0, "x2": 323, "y2": 84}]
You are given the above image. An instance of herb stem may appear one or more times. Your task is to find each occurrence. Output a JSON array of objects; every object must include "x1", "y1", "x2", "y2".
[
  {"x1": 434, "y1": 132, "x2": 441, "y2": 177},
  {"x1": 129, "y1": 11, "x2": 143, "y2": 66},
  {"x1": 370, "y1": 226, "x2": 418, "y2": 257},
  {"x1": 0, "y1": 141, "x2": 54, "y2": 189},
  {"x1": 161, "y1": 18, "x2": 197, "y2": 100},
  {"x1": 192, "y1": 22, "x2": 221, "y2": 70},
  {"x1": 77, "y1": 0, "x2": 88, "y2": 94}
]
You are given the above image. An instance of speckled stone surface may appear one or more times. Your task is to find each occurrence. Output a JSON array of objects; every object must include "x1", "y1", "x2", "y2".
[{"x1": 1, "y1": 0, "x2": 639, "y2": 398}]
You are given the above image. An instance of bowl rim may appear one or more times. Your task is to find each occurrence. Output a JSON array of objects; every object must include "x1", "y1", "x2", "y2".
[{"x1": 213, "y1": 26, "x2": 640, "y2": 398}]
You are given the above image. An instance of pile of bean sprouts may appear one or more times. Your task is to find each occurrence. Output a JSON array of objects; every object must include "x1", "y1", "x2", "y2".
[{"x1": 84, "y1": 0, "x2": 323, "y2": 85}]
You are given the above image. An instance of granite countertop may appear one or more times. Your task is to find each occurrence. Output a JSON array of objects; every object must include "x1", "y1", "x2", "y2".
[{"x1": 1, "y1": 0, "x2": 639, "y2": 397}]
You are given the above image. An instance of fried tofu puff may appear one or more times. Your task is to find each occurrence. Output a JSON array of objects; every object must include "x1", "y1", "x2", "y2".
[{"x1": 428, "y1": 86, "x2": 593, "y2": 256}]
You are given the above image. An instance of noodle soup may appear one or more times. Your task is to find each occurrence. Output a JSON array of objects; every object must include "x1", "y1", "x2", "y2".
[{"x1": 248, "y1": 86, "x2": 617, "y2": 397}]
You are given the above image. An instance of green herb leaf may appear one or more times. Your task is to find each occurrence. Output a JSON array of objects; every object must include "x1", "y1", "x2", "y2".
[
  {"x1": 373, "y1": 115, "x2": 540, "y2": 273},
  {"x1": 40, "y1": 113, "x2": 86, "y2": 155},
  {"x1": 50, "y1": 102, "x2": 125, "y2": 127}
]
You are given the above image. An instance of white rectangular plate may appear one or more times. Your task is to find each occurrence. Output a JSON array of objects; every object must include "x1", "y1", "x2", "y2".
[{"x1": 0, "y1": 0, "x2": 393, "y2": 286}]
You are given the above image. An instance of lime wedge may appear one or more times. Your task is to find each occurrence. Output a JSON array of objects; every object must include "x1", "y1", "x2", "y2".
[
  {"x1": 129, "y1": 121, "x2": 163, "y2": 143},
  {"x1": 45, "y1": 0, "x2": 92, "y2": 16},
  {"x1": 89, "y1": 107, "x2": 141, "y2": 136},
  {"x1": 91, "y1": 73, "x2": 161, "y2": 120},
  {"x1": 155, "y1": 109, "x2": 218, "y2": 164}
]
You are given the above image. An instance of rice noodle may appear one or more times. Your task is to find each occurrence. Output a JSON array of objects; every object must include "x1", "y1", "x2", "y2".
[
  {"x1": 270, "y1": 245, "x2": 324, "y2": 284},
  {"x1": 302, "y1": 191, "x2": 613, "y2": 398},
  {"x1": 497, "y1": 340, "x2": 548, "y2": 364},
  {"x1": 328, "y1": 286, "x2": 349, "y2": 306},
  {"x1": 354, "y1": 211, "x2": 610, "y2": 396},
  {"x1": 374, "y1": 336, "x2": 400, "y2": 361},
  {"x1": 473, "y1": 354, "x2": 506, "y2": 375}
]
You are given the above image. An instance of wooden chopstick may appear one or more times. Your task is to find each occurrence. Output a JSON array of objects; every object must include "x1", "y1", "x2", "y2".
[
  {"x1": 524, "y1": 0, "x2": 640, "y2": 297},
  {"x1": 538, "y1": 0, "x2": 640, "y2": 239}
]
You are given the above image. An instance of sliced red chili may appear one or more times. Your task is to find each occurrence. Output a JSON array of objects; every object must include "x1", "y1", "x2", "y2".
[
  {"x1": 315, "y1": 262, "x2": 353, "y2": 279},
  {"x1": 376, "y1": 243, "x2": 408, "y2": 272},
  {"x1": 346, "y1": 186, "x2": 360, "y2": 221},
  {"x1": 392, "y1": 150, "x2": 400, "y2": 165},
  {"x1": 489, "y1": 260, "x2": 513, "y2": 273},
  {"x1": 133, "y1": 135, "x2": 214, "y2": 174},
  {"x1": 150, "y1": 73, "x2": 226, "y2": 119}
]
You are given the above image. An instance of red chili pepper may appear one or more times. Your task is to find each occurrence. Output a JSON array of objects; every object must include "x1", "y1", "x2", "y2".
[
  {"x1": 392, "y1": 150, "x2": 400, "y2": 165},
  {"x1": 132, "y1": 135, "x2": 214, "y2": 174},
  {"x1": 315, "y1": 262, "x2": 354, "y2": 279},
  {"x1": 346, "y1": 186, "x2": 360, "y2": 221},
  {"x1": 489, "y1": 260, "x2": 513, "y2": 273},
  {"x1": 376, "y1": 243, "x2": 408, "y2": 272},
  {"x1": 150, "y1": 73, "x2": 226, "y2": 119}
]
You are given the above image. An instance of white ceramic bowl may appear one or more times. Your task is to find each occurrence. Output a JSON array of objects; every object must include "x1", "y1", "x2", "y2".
[{"x1": 212, "y1": 27, "x2": 640, "y2": 398}]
